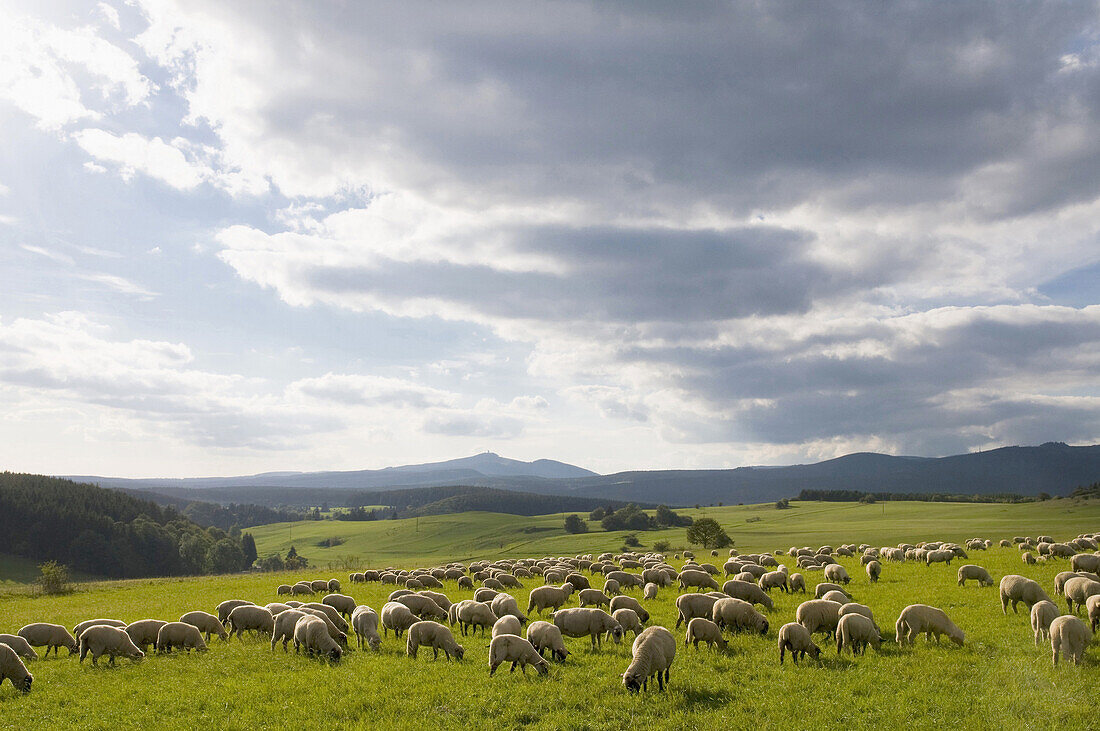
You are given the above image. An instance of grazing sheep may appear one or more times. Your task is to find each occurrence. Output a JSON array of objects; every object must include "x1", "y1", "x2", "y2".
[
  {"x1": 216, "y1": 600, "x2": 256, "y2": 625},
  {"x1": 293, "y1": 616, "x2": 342, "y2": 662},
  {"x1": 821, "y1": 590, "x2": 850, "y2": 605},
  {"x1": 1050, "y1": 615, "x2": 1092, "y2": 666},
  {"x1": 622, "y1": 626, "x2": 676, "y2": 693},
  {"x1": 17, "y1": 624, "x2": 78, "y2": 657},
  {"x1": 1000, "y1": 575, "x2": 1052, "y2": 614},
  {"x1": 488, "y1": 635, "x2": 549, "y2": 676},
  {"x1": 226, "y1": 606, "x2": 275, "y2": 640},
  {"x1": 1031, "y1": 601, "x2": 1060, "y2": 646},
  {"x1": 454, "y1": 601, "x2": 498, "y2": 637},
  {"x1": 407, "y1": 621, "x2": 464, "y2": 660},
  {"x1": 527, "y1": 584, "x2": 574, "y2": 615},
  {"x1": 291, "y1": 583, "x2": 314, "y2": 596},
  {"x1": 866, "y1": 561, "x2": 881, "y2": 583},
  {"x1": 796, "y1": 600, "x2": 843, "y2": 638},
  {"x1": 492, "y1": 616, "x2": 523, "y2": 638},
  {"x1": 895, "y1": 604, "x2": 964, "y2": 646},
  {"x1": 603, "y1": 579, "x2": 621, "y2": 597},
  {"x1": 0, "y1": 635, "x2": 37, "y2": 662},
  {"x1": 322, "y1": 594, "x2": 356, "y2": 619},
  {"x1": 679, "y1": 569, "x2": 720, "y2": 592},
  {"x1": 124, "y1": 620, "x2": 167, "y2": 653},
  {"x1": 79, "y1": 625, "x2": 144, "y2": 666},
  {"x1": 722, "y1": 580, "x2": 775, "y2": 610},
  {"x1": 418, "y1": 590, "x2": 452, "y2": 612},
  {"x1": 837, "y1": 613, "x2": 881, "y2": 655},
  {"x1": 1071, "y1": 553, "x2": 1100, "y2": 573},
  {"x1": 490, "y1": 594, "x2": 528, "y2": 625},
  {"x1": 1063, "y1": 577, "x2": 1100, "y2": 614},
  {"x1": 778, "y1": 622, "x2": 820, "y2": 664},
  {"x1": 265, "y1": 603, "x2": 293, "y2": 616},
  {"x1": 674, "y1": 593, "x2": 725, "y2": 629},
  {"x1": 838, "y1": 602, "x2": 880, "y2": 633},
  {"x1": 1087, "y1": 595, "x2": 1100, "y2": 633},
  {"x1": 814, "y1": 582, "x2": 850, "y2": 600},
  {"x1": 381, "y1": 602, "x2": 419, "y2": 639},
  {"x1": 578, "y1": 588, "x2": 610, "y2": 608},
  {"x1": 957, "y1": 565, "x2": 994, "y2": 587},
  {"x1": 457, "y1": 576, "x2": 474, "y2": 590},
  {"x1": 299, "y1": 602, "x2": 349, "y2": 632},
  {"x1": 179, "y1": 611, "x2": 229, "y2": 642},
  {"x1": 759, "y1": 571, "x2": 789, "y2": 593},
  {"x1": 156, "y1": 622, "x2": 208, "y2": 654},
  {"x1": 474, "y1": 588, "x2": 501, "y2": 604},
  {"x1": 271, "y1": 610, "x2": 309, "y2": 651},
  {"x1": 552, "y1": 608, "x2": 624, "y2": 649},
  {"x1": 609, "y1": 595, "x2": 650, "y2": 623},
  {"x1": 612, "y1": 608, "x2": 644, "y2": 638},
  {"x1": 277, "y1": 585, "x2": 292, "y2": 595},
  {"x1": 389, "y1": 589, "x2": 416, "y2": 602},
  {"x1": 0, "y1": 644, "x2": 32, "y2": 694},
  {"x1": 643, "y1": 583, "x2": 658, "y2": 600},
  {"x1": 351, "y1": 605, "x2": 382, "y2": 650},
  {"x1": 684, "y1": 618, "x2": 727, "y2": 650},
  {"x1": 824, "y1": 564, "x2": 851, "y2": 584},
  {"x1": 790, "y1": 573, "x2": 807, "y2": 593},
  {"x1": 526, "y1": 621, "x2": 570, "y2": 662},
  {"x1": 712, "y1": 597, "x2": 768, "y2": 635},
  {"x1": 395, "y1": 594, "x2": 448, "y2": 622},
  {"x1": 73, "y1": 619, "x2": 127, "y2": 637}
]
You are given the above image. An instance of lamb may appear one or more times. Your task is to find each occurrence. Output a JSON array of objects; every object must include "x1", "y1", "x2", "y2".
[
  {"x1": 796, "y1": 599, "x2": 843, "y2": 638},
  {"x1": 956, "y1": 565, "x2": 994, "y2": 587},
  {"x1": 712, "y1": 597, "x2": 768, "y2": 635},
  {"x1": 759, "y1": 571, "x2": 789, "y2": 593},
  {"x1": 722, "y1": 580, "x2": 775, "y2": 610},
  {"x1": 351, "y1": 605, "x2": 382, "y2": 650},
  {"x1": 455, "y1": 600, "x2": 498, "y2": 636},
  {"x1": 526, "y1": 621, "x2": 570, "y2": 662},
  {"x1": 407, "y1": 620, "x2": 464, "y2": 660},
  {"x1": 866, "y1": 561, "x2": 881, "y2": 583},
  {"x1": 612, "y1": 608, "x2": 644, "y2": 638},
  {"x1": 491, "y1": 593, "x2": 529, "y2": 625},
  {"x1": 381, "y1": 601, "x2": 420, "y2": 638},
  {"x1": 621, "y1": 626, "x2": 676, "y2": 693},
  {"x1": 674, "y1": 592, "x2": 724, "y2": 628},
  {"x1": 824, "y1": 564, "x2": 850, "y2": 584},
  {"x1": 178, "y1": 611, "x2": 229, "y2": 642},
  {"x1": 322, "y1": 593, "x2": 357, "y2": 619},
  {"x1": 609, "y1": 595, "x2": 650, "y2": 623},
  {"x1": 527, "y1": 584, "x2": 574, "y2": 615},
  {"x1": 17, "y1": 623, "x2": 78, "y2": 657},
  {"x1": 789, "y1": 573, "x2": 807, "y2": 593},
  {"x1": 0, "y1": 635, "x2": 37, "y2": 661},
  {"x1": 999, "y1": 575, "x2": 1052, "y2": 614},
  {"x1": 492, "y1": 616, "x2": 523, "y2": 638},
  {"x1": 1063, "y1": 576, "x2": 1100, "y2": 614},
  {"x1": 125, "y1": 620, "x2": 167, "y2": 653},
  {"x1": 79, "y1": 625, "x2": 145, "y2": 666},
  {"x1": 552, "y1": 607, "x2": 624, "y2": 649},
  {"x1": 156, "y1": 622, "x2": 208, "y2": 654},
  {"x1": 0, "y1": 644, "x2": 32, "y2": 694},
  {"x1": 488, "y1": 635, "x2": 549, "y2": 676},
  {"x1": 684, "y1": 618, "x2": 727, "y2": 650},
  {"x1": 1050, "y1": 615, "x2": 1092, "y2": 666},
  {"x1": 216, "y1": 599, "x2": 256, "y2": 625},
  {"x1": 678, "y1": 569, "x2": 720, "y2": 592},
  {"x1": 777, "y1": 622, "x2": 820, "y2": 664},
  {"x1": 644, "y1": 583, "x2": 658, "y2": 600},
  {"x1": 895, "y1": 604, "x2": 964, "y2": 646},
  {"x1": 837, "y1": 613, "x2": 881, "y2": 655},
  {"x1": 457, "y1": 576, "x2": 474, "y2": 589},
  {"x1": 73, "y1": 618, "x2": 127, "y2": 637},
  {"x1": 226, "y1": 605, "x2": 275, "y2": 639},
  {"x1": 293, "y1": 616, "x2": 342, "y2": 662},
  {"x1": 1030, "y1": 600, "x2": 1060, "y2": 646}
]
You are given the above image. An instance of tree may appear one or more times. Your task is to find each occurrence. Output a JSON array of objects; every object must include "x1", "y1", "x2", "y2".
[
  {"x1": 563, "y1": 514, "x2": 588, "y2": 534},
  {"x1": 255, "y1": 553, "x2": 284, "y2": 572},
  {"x1": 652, "y1": 540, "x2": 671, "y2": 553},
  {"x1": 205, "y1": 538, "x2": 246, "y2": 574},
  {"x1": 36, "y1": 561, "x2": 71, "y2": 595},
  {"x1": 686, "y1": 518, "x2": 732, "y2": 549},
  {"x1": 241, "y1": 532, "x2": 258, "y2": 566},
  {"x1": 623, "y1": 534, "x2": 640, "y2": 547},
  {"x1": 858, "y1": 494, "x2": 876, "y2": 504},
  {"x1": 588, "y1": 507, "x2": 606, "y2": 520},
  {"x1": 775, "y1": 498, "x2": 791, "y2": 509}
]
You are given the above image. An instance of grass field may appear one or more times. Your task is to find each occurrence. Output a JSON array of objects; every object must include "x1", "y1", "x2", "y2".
[{"x1": 1, "y1": 500, "x2": 1098, "y2": 728}]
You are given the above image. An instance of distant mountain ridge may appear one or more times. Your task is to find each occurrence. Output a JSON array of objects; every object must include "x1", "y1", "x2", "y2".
[{"x1": 65, "y1": 442, "x2": 1100, "y2": 508}]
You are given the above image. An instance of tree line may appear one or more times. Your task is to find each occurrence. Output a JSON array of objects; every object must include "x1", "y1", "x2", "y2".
[{"x1": 796, "y1": 488, "x2": 1047, "y2": 504}]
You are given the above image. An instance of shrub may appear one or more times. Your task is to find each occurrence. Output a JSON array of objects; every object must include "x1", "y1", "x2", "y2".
[
  {"x1": 623, "y1": 534, "x2": 641, "y2": 547},
  {"x1": 652, "y1": 539, "x2": 672, "y2": 552},
  {"x1": 564, "y1": 514, "x2": 588, "y2": 534},
  {"x1": 36, "y1": 560, "x2": 72, "y2": 595}
]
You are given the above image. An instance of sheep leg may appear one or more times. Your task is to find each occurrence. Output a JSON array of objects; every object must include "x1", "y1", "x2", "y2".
[
  {"x1": 489, "y1": 661, "x2": 499, "y2": 675},
  {"x1": 433, "y1": 647, "x2": 439, "y2": 660}
]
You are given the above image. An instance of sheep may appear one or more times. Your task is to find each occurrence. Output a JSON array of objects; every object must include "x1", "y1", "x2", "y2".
[
  {"x1": 418, "y1": 590, "x2": 452, "y2": 612},
  {"x1": 407, "y1": 620, "x2": 464, "y2": 660},
  {"x1": 603, "y1": 579, "x2": 621, "y2": 597},
  {"x1": 578, "y1": 588, "x2": 610, "y2": 608},
  {"x1": 492, "y1": 616, "x2": 524, "y2": 638},
  {"x1": 293, "y1": 616, "x2": 342, "y2": 662},
  {"x1": 643, "y1": 583, "x2": 659, "y2": 600},
  {"x1": 759, "y1": 571, "x2": 789, "y2": 593},
  {"x1": 837, "y1": 613, "x2": 881, "y2": 655},
  {"x1": 276, "y1": 584, "x2": 293, "y2": 596},
  {"x1": 0, "y1": 644, "x2": 32, "y2": 694},
  {"x1": 79, "y1": 625, "x2": 145, "y2": 666},
  {"x1": 999, "y1": 575, "x2": 1052, "y2": 614},
  {"x1": 457, "y1": 576, "x2": 474, "y2": 590},
  {"x1": 1087, "y1": 595, "x2": 1100, "y2": 633},
  {"x1": 957, "y1": 565, "x2": 994, "y2": 587},
  {"x1": 612, "y1": 608, "x2": 644, "y2": 638},
  {"x1": 474, "y1": 588, "x2": 500, "y2": 603},
  {"x1": 216, "y1": 599, "x2": 256, "y2": 625},
  {"x1": 395, "y1": 594, "x2": 448, "y2": 622},
  {"x1": 1030, "y1": 600, "x2": 1060, "y2": 646},
  {"x1": 491, "y1": 594, "x2": 528, "y2": 625},
  {"x1": 73, "y1": 619, "x2": 127, "y2": 638},
  {"x1": 712, "y1": 597, "x2": 768, "y2": 635},
  {"x1": 565, "y1": 572, "x2": 590, "y2": 590},
  {"x1": 722, "y1": 580, "x2": 775, "y2": 610},
  {"x1": 0, "y1": 635, "x2": 37, "y2": 662},
  {"x1": 684, "y1": 618, "x2": 727, "y2": 650},
  {"x1": 527, "y1": 584, "x2": 574, "y2": 615},
  {"x1": 125, "y1": 620, "x2": 167, "y2": 653},
  {"x1": 895, "y1": 604, "x2": 964, "y2": 646},
  {"x1": 177, "y1": 611, "x2": 229, "y2": 643},
  {"x1": 777, "y1": 622, "x2": 820, "y2": 664},
  {"x1": 381, "y1": 602, "x2": 419, "y2": 639},
  {"x1": 552, "y1": 607, "x2": 624, "y2": 649},
  {"x1": 674, "y1": 592, "x2": 724, "y2": 628},
  {"x1": 814, "y1": 582, "x2": 850, "y2": 600},
  {"x1": 271, "y1": 610, "x2": 309, "y2": 651},
  {"x1": 301, "y1": 602, "x2": 350, "y2": 632},
  {"x1": 226, "y1": 605, "x2": 275, "y2": 640},
  {"x1": 322, "y1": 593, "x2": 357, "y2": 619},
  {"x1": 1071, "y1": 553, "x2": 1100, "y2": 573},
  {"x1": 1050, "y1": 615, "x2": 1092, "y2": 666},
  {"x1": 526, "y1": 621, "x2": 570, "y2": 662},
  {"x1": 824, "y1": 564, "x2": 850, "y2": 584},
  {"x1": 679, "y1": 569, "x2": 720, "y2": 592},
  {"x1": 838, "y1": 602, "x2": 880, "y2": 634},
  {"x1": 350, "y1": 605, "x2": 381, "y2": 650},
  {"x1": 1063, "y1": 576, "x2": 1100, "y2": 614},
  {"x1": 866, "y1": 561, "x2": 881, "y2": 583},
  {"x1": 609, "y1": 595, "x2": 650, "y2": 623},
  {"x1": 17, "y1": 623, "x2": 78, "y2": 657},
  {"x1": 455, "y1": 600, "x2": 498, "y2": 637},
  {"x1": 291, "y1": 583, "x2": 314, "y2": 596},
  {"x1": 796, "y1": 599, "x2": 843, "y2": 638},
  {"x1": 265, "y1": 603, "x2": 293, "y2": 616},
  {"x1": 488, "y1": 635, "x2": 549, "y2": 676},
  {"x1": 1022, "y1": 552, "x2": 1037, "y2": 565},
  {"x1": 622, "y1": 626, "x2": 676, "y2": 693},
  {"x1": 821, "y1": 590, "x2": 850, "y2": 605},
  {"x1": 790, "y1": 573, "x2": 807, "y2": 593},
  {"x1": 155, "y1": 622, "x2": 208, "y2": 654}
]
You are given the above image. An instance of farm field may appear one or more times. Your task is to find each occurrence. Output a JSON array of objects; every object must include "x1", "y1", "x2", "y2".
[{"x1": 0, "y1": 500, "x2": 1098, "y2": 729}]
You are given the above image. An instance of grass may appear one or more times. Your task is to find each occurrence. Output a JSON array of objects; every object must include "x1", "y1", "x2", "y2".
[{"x1": 0, "y1": 500, "x2": 1098, "y2": 728}]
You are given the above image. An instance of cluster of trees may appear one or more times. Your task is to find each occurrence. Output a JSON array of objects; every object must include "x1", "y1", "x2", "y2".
[
  {"x1": 335, "y1": 506, "x2": 399, "y2": 521},
  {"x1": 796, "y1": 489, "x2": 1046, "y2": 504},
  {"x1": 1070, "y1": 482, "x2": 1100, "y2": 499},
  {"x1": 182, "y1": 501, "x2": 303, "y2": 530},
  {"x1": 0, "y1": 473, "x2": 258, "y2": 579},
  {"x1": 589, "y1": 504, "x2": 693, "y2": 532},
  {"x1": 254, "y1": 545, "x2": 309, "y2": 572},
  {"x1": 686, "y1": 518, "x2": 733, "y2": 549}
]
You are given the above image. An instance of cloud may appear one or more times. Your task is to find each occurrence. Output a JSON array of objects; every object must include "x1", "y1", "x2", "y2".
[
  {"x1": 73, "y1": 129, "x2": 207, "y2": 190},
  {"x1": 20, "y1": 245, "x2": 75, "y2": 266}
]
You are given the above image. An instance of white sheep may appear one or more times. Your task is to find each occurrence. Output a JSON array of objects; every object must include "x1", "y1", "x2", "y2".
[
  {"x1": 301, "y1": 602, "x2": 350, "y2": 632},
  {"x1": 226, "y1": 605, "x2": 275, "y2": 639},
  {"x1": 271, "y1": 610, "x2": 309, "y2": 652},
  {"x1": 612, "y1": 608, "x2": 644, "y2": 638},
  {"x1": 1088, "y1": 595, "x2": 1100, "y2": 633},
  {"x1": 759, "y1": 571, "x2": 789, "y2": 593},
  {"x1": 293, "y1": 616, "x2": 342, "y2": 662},
  {"x1": 643, "y1": 583, "x2": 659, "y2": 600},
  {"x1": 490, "y1": 594, "x2": 528, "y2": 625},
  {"x1": 674, "y1": 592, "x2": 724, "y2": 628},
  {"x1": 551, "y1": 607, "x2": 624, "y2": 649},
  {"x1": 836, "y1": 613, "x2": 881, "y2": 654},
  {"x1": 0, "y1": 635, "x2": 37, "y2": 662},
  {"x1": 351, "y1": 605, "x2": 382, "y2": 650},
  {"x1": 156, "y1": 622, "x2": 208, "y2": 654},
  {"x1": 527, "y1": 584, "x2": 574, "y2": 615},
  {"x1": 124, "y1": 620, "x2": 167, "y2": 653},
  {"x1": 824, "y1": 564, "x2": 850, "y2": 584},
  {"x1": 999, "y1": 575, "x2": 1052, "y2": 614},
  {"x1": 526, "y1": 621, "x2": 570, "y2": 662},
  {"x1": 381, "y1": 601, "x2": 420, "y2": 638},
  {"x1": 179, "y1": 611, "x2": 229, "y2": 642},
  {"x1": 492, "y1": 616, "x2": 523, "y2": 638},
  {"x1": 395, "y1": 594, "x2": 448, "y2": 622},
  {"x1": 1071, "y1": 553, "x2": 1100, "y2": 573},
  {"x1": 17, "y1": 623, "x2": 78, "y2": 657},
  {"x1": 488, "y1": 635, "x2": 549, "y2": 676},
  {"x1": 684, "y1": 618, "x2": 727, "y2": 650},
  {"x1": 1030, "y1": 600, "x2": 1060, "y2": 646},
  {"x1": 622, "y1": 626, "x2": 676, "y2": 693},
  {"x1": 455, "y1": 600, "x2": 498, "y2": 636},
  {"x1": 678, "y1": 569, "x2": 720, "y2": 592},
  {"x1": 72, "y1": 619, "x2": 126, "y2": 637},
  {"x1": 895, "y1": 604, "x2": 964, "y2": 646},
  {"x1": 712, "y1": 597, "x2": 768, "y2": 635},
  {"x1": 956, "y1": 565, "x2": 994, "y2": 587},
  {"x1": 0, "y1": 643, "x2": 32, "y2": 694},
  {"x1": 609, "y1": 595, "x2": 650, "y2": 623},
  {"x1": 1063, "y1": 576, "x2": 1100, "y2": 614},
  {"x1": 216, "y1": 599, "x2": 256, "y2": 625},
  {"x1": 722, "y1": 580, "x2": 775, "y2": 610},
  {"x1": 814, "y1": 582, "x2": 850, "y2": 600},
  {"x1": 777, "y1": 622, "x2": 820, "y2": 664},
  {"x1": 78, "y1": 625, "x2": 145, "y2": 666},
  {"x1": 866, "y1": 561, "x2": 881, "y2": 583},
  {"x1": 322, "y1": 593, "x2": 357, "y2": 619},
  {"x1": 789, "y1": 573, "x2": 807, "y2": 593},
  {"x1": 796, "y1": 599, "x2": 843, "y2": 638},
  {"x1": 407, "y1": 620, "x2": 464, "y2": 660},
  {"x1": 1050, "y1": 615, "x2": 1092, "y2": 666},
  {"x1": 821, "y1": 590, "x2": 850, "y2": 605}
]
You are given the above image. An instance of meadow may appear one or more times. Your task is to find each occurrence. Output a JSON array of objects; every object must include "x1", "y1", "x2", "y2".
[{"x1": 1, "y1": 499, "x2": 1098, "y2": 729}]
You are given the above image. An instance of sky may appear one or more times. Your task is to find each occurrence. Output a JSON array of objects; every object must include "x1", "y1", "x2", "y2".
[{"x1": 1, "y1": 1, "x2": 1099, "y2": 478}]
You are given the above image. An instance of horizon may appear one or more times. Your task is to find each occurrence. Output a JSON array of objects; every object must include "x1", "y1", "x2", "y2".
[{"x1": 3, "y1": 3, "x2": 1100, "y2": 477}]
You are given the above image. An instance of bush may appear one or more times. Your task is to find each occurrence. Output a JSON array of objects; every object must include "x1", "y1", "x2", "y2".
[
  {"x1": 254, "y1": 554, "x2": 285, "y2": 572},
  {"x1": 652, "y1": 539, "x2": 671, "y2": 552},
  {"x1": 623, "y1": 534, "x2": 641, "y2": 547},
  {"x1": 564, "y1": 514, "x2": 588, "y2": 534},
  {"x1": 775, "y1": 498, "x2": 790, "y2": 509},
  {"x1": 317, "y1": 536, "x2": 346, "y2": 548},
  {"x1": 36, "y1": 560, "x2": 72, "y2": 595}
]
